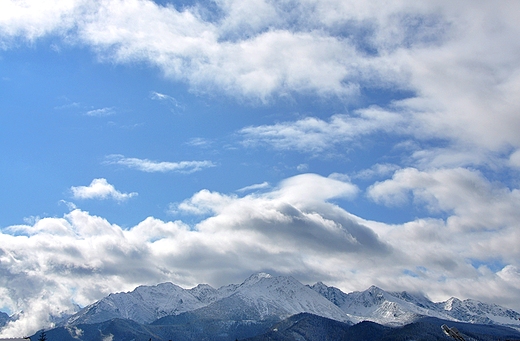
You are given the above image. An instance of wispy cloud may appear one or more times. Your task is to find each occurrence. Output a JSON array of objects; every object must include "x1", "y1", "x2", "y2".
[
  {"x1": 105, "y1": 154, "x2": 216, "y2": 173},
  {"x1": 85, "y1": 107, "x2": 115, "y2": 117},
  {"x1": 240, "y1": 109, "x2": 403, "y2": 153},
  {"x1": 353, "y1": 163, "x2": 401, "y2": 180},
  {"x1": 186, "y1": 137, "x2": 213, "y2": 148},
  {"x1": 150, "y1": 91, "x2": 184, "y2": 111},
  {"x1": 236, "y1": 181, "x2": 269, "y2": 193},
  {"x1": 70, "y1": 178, "x2": 137, "y2": 202}
]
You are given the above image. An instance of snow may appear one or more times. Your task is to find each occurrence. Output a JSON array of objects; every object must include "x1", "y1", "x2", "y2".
[{"x1": 63, "y1": 273, "x2": 520, "y2": 330}]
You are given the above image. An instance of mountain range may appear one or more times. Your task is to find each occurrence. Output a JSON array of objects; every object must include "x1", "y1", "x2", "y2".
[{"x1": 2, "y1": 273, "x2": 519, "y2": 340}]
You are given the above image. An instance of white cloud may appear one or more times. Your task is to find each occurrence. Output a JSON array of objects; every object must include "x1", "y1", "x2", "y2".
[
  {"x1": 105, "y1": 154, "x2": 216, "y2": 173},
  {"x1": 236, "y1": 181, "x2": 269, "y2": 193},
  {"x1": 3, "y1": 1, "x2": 520, "y2": 168},
  {"x1": 297, "y1": 164, "x2": 309, "y2": 172},
  {"x1": 2, "y1": 173, "x2": 520, "y2": 337},
  {"x1": 150, "y1": 91, "x2": 183, "y2": 110},
  {"x1": 0, "y1": 0, "x2": 83, "y2": 43},
  {"x1": 367, "y1": 167, "x2": 520, "y2": 233},
  {"x1": 85, "y1": 107, "x2": 115, "y2": 116},
  {"x1": 3, "y1": 1, "x2": 520, "y2": 336},
  {"x1": 240, "y1": 108, "x2": 403, "y2": 153},
  {"x1": 354, "y1": 163, "x2": 401, "y2": 180},
  {"x1": 509, "y1": 149, "x2": 520, "y2": 169},
  {"x1": 70, "y1": 178, "x2": 137, "y2": 202},
  {"x1": 186, "y1": 137, "x2": 213, "y2": 148}
]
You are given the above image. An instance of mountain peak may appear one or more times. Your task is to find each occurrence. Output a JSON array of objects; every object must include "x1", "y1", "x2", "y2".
[
  {"x1": 310, "y1": 282, "x2": 329, "y2": 293},
  {"x1": 241, "y1": 272, "x2": 273, "y2": 285},
  {"x1": 59, "y1": 273, "x2": 520, "y2": 337}
]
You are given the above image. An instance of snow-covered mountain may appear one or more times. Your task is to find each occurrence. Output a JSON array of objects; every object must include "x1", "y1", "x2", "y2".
[
  {"x1": 310, "y1": 283, "x2": 448, "y2": 325},
  {"x1": 66, "y1": 282, "x2": 206, "y2": 325},
  {"x1": 66, "y1": 273, "x2": 350, "y2": 328},
  {"x1": 213, "y1": 273, "x2": 350, "y2": 322},
  {"x1": 309, "y1": 282, "x2": 520, "y2": 329},
  {"x1": 63, "y1": 273, "x2": 520, "y2": 332},
  {"x1": 439, "y1": 297, "x2": 520, "y2": 327}
]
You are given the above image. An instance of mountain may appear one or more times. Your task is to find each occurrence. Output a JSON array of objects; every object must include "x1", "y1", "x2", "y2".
[
  {"x1": 148, "y1": 273, "x2": 352, "y2": 340},
  {"x1": 242, "y1": 312, "x2": 357, "y2": 341},
  {"x1": 439, "y1": 297, "x2": 520, "y2": 327},
  {"x1": 309, "y1": 282, "x2": 520, "y2": 329},
  {"x1": 66, "y1": 282, "x2": 206, "y2": 325},
  {"x1": 310, "y1": 282, "x2": 452, "y2": 325},
  {"x1": 65, "y1": 273, "x2": 350, "y2": 328},
  {"x1": 244, "y1": 314, "x2": 520, "y2": 341},
  {"x1": 217, "y1": 273, "x2": 350, "y2": 322},
  {"x1": 24, "y1": 272, "x2": 520, "y2": 341}
]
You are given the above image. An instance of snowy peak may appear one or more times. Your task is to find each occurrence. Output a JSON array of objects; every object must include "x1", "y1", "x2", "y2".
[
  {"x1": 389, "y1": 290, "x2": 437, "y2": 311},
  {"x1": 310, "y1": 282, "x2": 520, "y2": 329},
  {"x1": 62, "y1": 274, "x2": 520, "y2": 332},
  {"x1": 239, "y1": 272, "x2": 273, "y2": 287},
  {"x1": 438, "y1": 297, "x2": 520, "y2": 327},
  {"x1": 66, "y1": 282, "x2": 206, "y2": 325},
  {"x1": 187, "y1": 284, "x2": 220, "y2": 304},
  {"x1": 308, "y1": 282, "x2": 350, "y2": 308},
  {"x1": 311, "y1": 283, "x2": 438, "y2": 325},
  {"x1": 229, "y1": 274, "x2": 351, "y2": 322}
]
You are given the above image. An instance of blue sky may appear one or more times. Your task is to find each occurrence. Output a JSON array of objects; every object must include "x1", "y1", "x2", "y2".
[{"x1": 1, "y1": 0, "x2": 520, "y2": 337}]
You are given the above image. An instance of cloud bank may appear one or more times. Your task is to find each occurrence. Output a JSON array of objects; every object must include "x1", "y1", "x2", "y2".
[{"x1": 1, "y1": 174, "x2": 520, "y2": 337}]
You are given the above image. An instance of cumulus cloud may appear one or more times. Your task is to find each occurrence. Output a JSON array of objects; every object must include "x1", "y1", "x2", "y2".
[
  {"x1": 1, "y1": 173, "x2": 520, "y2": 337},
  {"x1": 70, "y1": 178, "x2": 137, "y2": 202},
  {"x1": 105, "y1": 154, "x2": 216, "y2": 173},
  {"x1": 367, "y1": 167, "x2": 520, "y2": 234}
]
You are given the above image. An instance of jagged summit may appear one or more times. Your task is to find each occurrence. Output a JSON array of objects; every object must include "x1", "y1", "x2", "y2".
[
  {"x1": 309, "y1": 282, "x2": 520, "y2": 329},
  {"x1": 240, "y1": 272, "x2": 273, "y2": 286},
  {"x1": 57, "y1": 273, "x2": 520, "y2": 334}
]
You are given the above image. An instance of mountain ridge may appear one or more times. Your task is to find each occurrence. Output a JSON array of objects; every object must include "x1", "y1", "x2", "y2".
[
  {"x1": 59, "y1": 272, "x2": 520, "y2": 330},
  {"x1": 3, "y1": 272, "x2": 520, "y2": 340}
]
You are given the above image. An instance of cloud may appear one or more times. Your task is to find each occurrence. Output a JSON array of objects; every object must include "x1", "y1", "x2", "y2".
[
  {"x1": 186, "y1": 137, "x2": 213, "y2": 148},
  {"x1": 0, "y1": 0, "x2": 82, "y2": 44},
  {"x1": 3, "y1": 0, "x2": 520, "y2": 336},
  {"x1": 354, "y1": 163, "x2": 401, "y2": 180},
  {"x1": 70, "y1": 178, "x2": 137, "y2": 202},
  {"x1": 509, "y1": 149, "x2": 520, "y2": 169},
  {"x1": 2, "y1": 173, "x2": 520, "y2": 337},
  {"x1": 3, "y1": 1, "x2": 520, "y2": 168},
  {"x1": 150, "y1": 91, "x2": 184, "y2": 110},
  {"x1": 240, "y1": 108, "x2": 403, "y2": 153},
  {"x1": 0, "y1": 0, "x2": 407, "y2": 100},
  {"x1": 236, "y1": 181, "x2": 269, "y2": 193},
  {"x1": 105, "y1": 154, "x2": 216, "y2": 173},
  {"x1": 367, "y1": 167, "x2": 520, "y2": 233},
  {"x1": 85, "y1": 107, "x2": 116, "y2": 117}
]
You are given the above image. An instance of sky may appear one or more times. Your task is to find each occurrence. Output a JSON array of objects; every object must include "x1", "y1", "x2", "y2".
[{"x1": 1, "y1": 0, "x2": 520, "y2": 337}]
